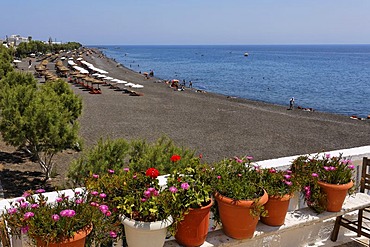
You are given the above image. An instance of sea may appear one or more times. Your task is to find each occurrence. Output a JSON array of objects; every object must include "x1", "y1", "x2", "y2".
[{"x1": 93, "y1": 45, "x2": 370, "y2": 118}]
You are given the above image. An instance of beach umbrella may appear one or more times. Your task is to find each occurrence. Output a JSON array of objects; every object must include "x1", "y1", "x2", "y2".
[
  {"x1": 132, "y1": 84, "x2": 144, "y2": 89},
  {"x1": 103, "y1": 76, "x2": 114, "y2": 80},
  {"x1": 13, "y1": 59, "x2": 22, "y2": 63},
  {"x1": 97, "y1": 74, "x2": 106, "y2": 78},
  {"x1": 92, "y1": 73, "x2": 101, "y2": 77},
  {"x1": 68, "y1": 60, "x2": 77, "y2": 66},
  {"x1": 116, "y1": 80, "x2": 128, "y2": 86},
  {"x1": 125, "y1": 83, "x2": 135, "y2": 87},
  {"x1": 111, "y1": 79, "x2": 120, "y2": 82}
]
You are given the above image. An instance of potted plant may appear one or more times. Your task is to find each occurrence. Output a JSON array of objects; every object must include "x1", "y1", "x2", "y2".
[
  {"x1": 211, "y1": 156, "x2": 268, "y2": 239},
  {"x1": 166, "y1": 155, "x2": 213, "y2": 247},
  {"x1": 2, "y1": 188, "x2": 119, "y2": 247},
  {"x1": 259, "y1": 167, "x2": 299, "y2": 226},
  {"x1": 86, "y1": 167, "x2": 173, "y2": 247},
  {"x1": 291, "y1": 153, "x2": 355, "y2": 213}
]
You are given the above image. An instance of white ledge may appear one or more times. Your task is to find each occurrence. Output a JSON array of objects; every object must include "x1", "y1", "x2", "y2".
[{"x1": 164, "y1": 193, "x2": 370, "y2": 247}]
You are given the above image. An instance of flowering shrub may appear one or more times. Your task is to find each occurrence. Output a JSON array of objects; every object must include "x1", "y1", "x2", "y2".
[
  {"x1": 86, "y1": 167, "x2": 172, "y2": 223},
  {"x1": 290, "y1": 153, "x2": 356, "y2": 213},
  {"x1": 259, "y1": 167, "x2": 299, "y2": 197},
  {"x1": 211, "y1": 156, "x2": 267, "y2": 223},
  {"x1": 2, "y1": 189, "x2": 119, "y2": 245},
  {"x1": 166, "y1": 156, "x2": 212, "y2": 233},
  {"x1": 212, "y1": 156, "x2": 263, "y2": 200}
]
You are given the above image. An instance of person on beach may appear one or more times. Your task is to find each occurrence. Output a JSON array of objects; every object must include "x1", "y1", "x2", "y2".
[
  {"x1": 189, "y1": 81, "x2": 193, "y2": 88},
  {"x1": 289, "y1": 97, "x2": 295, "y2": 110}
]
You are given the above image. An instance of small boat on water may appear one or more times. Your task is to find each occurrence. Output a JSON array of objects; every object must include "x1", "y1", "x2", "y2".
[{"x1": 244, "y1": 52, "x2": 249, "y2": 57}]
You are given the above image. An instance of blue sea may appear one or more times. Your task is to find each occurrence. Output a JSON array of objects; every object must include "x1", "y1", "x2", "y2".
[{"x1": 94, "y1": 45, "x2": 370, "y2": 118}]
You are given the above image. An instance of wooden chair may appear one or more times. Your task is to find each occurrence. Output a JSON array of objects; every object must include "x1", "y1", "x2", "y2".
[{"x1": 331, "y1": 157, "x2": 370, "y2": 243}]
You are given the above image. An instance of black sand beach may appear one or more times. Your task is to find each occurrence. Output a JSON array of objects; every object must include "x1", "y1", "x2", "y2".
[{"x1": 78, "y1": 48, "x2": 370, "y2": 163}]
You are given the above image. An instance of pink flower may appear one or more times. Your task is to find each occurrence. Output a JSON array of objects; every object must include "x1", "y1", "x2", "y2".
[
  {"x1": 348, "y1": 165, "x2": 355, "y2": 170},
  {"x1": 99, "y1": 205, "x2": 109, "y2": 214},
  {"x1": 143, "y1": 190, "x2": 151, "y2": 198},
  {"x1": 16, "y1": 198, "x2": 24, "y2": 203},
  {"x1": 21, "y1": 226, "x2": 29, "y2": 234},
  {"x1": 284, "y1": 180, "x2": 293, "y2": 186},
  {"x1": 325, "y1": 154, "x2": 331, "y2": 159},
  {"x1": 75, "y1": 191, "x2": 81, "y2": 195},
  {"x1": 217, "y1": 175, "x2": 221, "y2": 179},
  {"x1": 169, "y1": 186, "x2": 178, "y2": 193},
  {"x1": 153, "y1": 190, "x2": 159, "y2": 196},
  {"x1": 110, "y1": 231, "x2": 117, "y2": 238},
  {"x1": 105, "y1": 211, "x2": 112, "y2": 217},
  {"x1": 90, "y1": 202, "x2": 97, "y2": 207},
  {"x1": 75, "y1": 199, "x2": 83, "y2": 204},
  {"x1": 22, "y1": 192, "x2": 31, "y2": 198},
  {"x1": 60, "y1": 209, "x2": 76, "y2": 218},
  {"x1": 91, "y1": 191, "x2": 99, "y2": 196},
  {"x1": 52, "y1": 214, "x2": 60, "y2": 221},
  {"x1": 99, "y1": 193, "x2": 107, "y2": 198},
  {"x1": 237, "y1": 173, "x2": 242, "y2": 177},
  {"x1": 93, "y1": 174, "x2": 99, "y2": 178},
  {"x1": 141, "y1": 198, "x2": 147, "y2": 202},
  {"x1": 181, "y1": 182, "x2": 190, "y2": 190},
  {"x1": 24, "y1": 212, "x2": 35, "y2": 220},
  {"x1": 235, "y1": 158, "x2": 243, "y2": 163},
  {"x1": 123, "y1": 168, "x2": 129, "y2": 172},
  {"x1": 56, "y1": 197, "x2": 63, "y2": 203},
  {"x1": 108, "y1": 169, "x2": 115, "y2": 174},
  {"x1": 7, "y1": 208, "x2": 17, "y2": 214},
  {"x1": 36, "y1": 189, "x2": 45, "y2": 194},
  {"x1": 269, "y1": 168, "x2": 276, "y2": 173},
  {"x1": 31, "y1": 204, "x2": 39, "y2": 209},
  {"x1": 283, "y1": 174, "x2": 291, "y2": 180},
  {"x1": 286, "y1": 170, "x2": 292, "y2": 174},
  {"x1": 329, "y1": 166, "x2": 336, "y2": 171},
  {"x1": 133, "y1": 175, "x2": 137, "y2": 179},
  {"x1": 246, "y1": 156, "x2": 254, "y2": 160},
  {"x1": 148, "y1": 187, "x2": 155, "y2": 192},
  {"x1": 311, "y1": 173, "x2": 318, "y2": 177},
  {"x1": 20, "y1": 202, "x2": 29, "y2": 208},
  {"x1": 324, "y1": 166, "x2": 330, "y2": 171}
]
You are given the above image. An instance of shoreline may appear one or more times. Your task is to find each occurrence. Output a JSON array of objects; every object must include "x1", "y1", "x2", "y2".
[
  {"x1": 94, "y1": 45, "x2": 370, "y2": 119},
  {"x1": 77, "y1": 47, "x2": 370, "y2": 163}
]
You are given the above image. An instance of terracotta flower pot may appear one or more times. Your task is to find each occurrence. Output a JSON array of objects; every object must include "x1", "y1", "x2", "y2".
[
  {"x1": 175, "y1": 199, "x2": 213, "y2": 247},
  {"x1": 260, "y1": 194, "x2": 291, "y2": 226},
  {"x1": 121, "y1": 215, "x2": 173, "y2": 247},
  {"x1": 214, "y1": 190, "x2": 268, "y2": 239},
  {"x1": 318, "y1": 180, "x2": 354, "y2": 212},
  {"x1": 35, "y1": 224, "x2": 92, "y2": 247}
]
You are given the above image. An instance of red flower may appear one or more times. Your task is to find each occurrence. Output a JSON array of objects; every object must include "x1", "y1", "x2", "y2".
[
  {"x1": 170, "y1": 154, "x2": 181, "y2": 162},
  {"x1": 146, "y1": 168, "x2": 160, "y2": 178}
]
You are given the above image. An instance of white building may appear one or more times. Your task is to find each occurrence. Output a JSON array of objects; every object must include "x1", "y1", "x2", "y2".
[{"x1": 6, "y1": 34, "x2": 29, "y2": 47}]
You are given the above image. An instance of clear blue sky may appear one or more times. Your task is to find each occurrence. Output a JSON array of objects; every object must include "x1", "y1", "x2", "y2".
[{"x1": 1, "y1": 0, "x2": 369, "y2": 45}]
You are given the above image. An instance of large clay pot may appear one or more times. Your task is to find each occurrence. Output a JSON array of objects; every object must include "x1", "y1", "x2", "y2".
[
  {"x1": 317, "y1": 180, "x2": 354, "y2": 212},
  {"x1": 214, "y1": 190, "x2": 268, "y2": 239},
  {"x1": 175, "y1": 199, "x2": 213, "y2": 247},
  {"x1": 35, "y1": 225, "x2": 92, "y2": 247},
  {"x1": 121, "y1": 215, "x2": 173, "y2": 247},
  {"x1": 260, "y1": 194, "x2": 291, "y2": 226}
]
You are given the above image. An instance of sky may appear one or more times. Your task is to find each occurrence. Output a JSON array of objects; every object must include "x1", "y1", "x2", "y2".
[{"x1": 1, "y1": 0, "x2": 370, "y2": 45}]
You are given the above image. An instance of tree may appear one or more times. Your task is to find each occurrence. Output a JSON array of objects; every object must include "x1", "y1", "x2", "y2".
[
  {"x1": 0, "y1": 75, "x2": 82, "y2": 180},
  {"x1": 0, "y1": 45, "x2": 14, "y2": 79}
]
